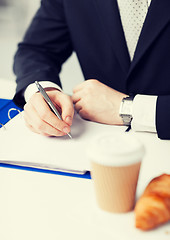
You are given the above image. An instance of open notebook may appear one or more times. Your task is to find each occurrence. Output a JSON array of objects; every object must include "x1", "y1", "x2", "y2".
[{"x1": 0, "y1": 112, "x2": 126, "y2": 174}]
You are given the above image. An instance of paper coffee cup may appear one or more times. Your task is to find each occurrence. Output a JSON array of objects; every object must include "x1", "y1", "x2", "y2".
[{"x1": 87, "y1": 133, "x2": 145, "y2": 213}]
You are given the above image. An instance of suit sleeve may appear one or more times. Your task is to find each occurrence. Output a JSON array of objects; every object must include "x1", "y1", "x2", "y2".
[
  {"x1": 13, "y1": 0, "x2": 73, "y2": 108},
  {"x1": 156, "y1": 96, "x2": 170, "y2": 139}
]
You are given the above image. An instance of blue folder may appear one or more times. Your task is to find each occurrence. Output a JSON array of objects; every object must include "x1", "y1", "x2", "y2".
[
  {"x1": 0, "y1": 98, "x2": 91, "y2": 179},
  {"x1": 0, "y1": 98, "x2": 23, "y2": 127}
]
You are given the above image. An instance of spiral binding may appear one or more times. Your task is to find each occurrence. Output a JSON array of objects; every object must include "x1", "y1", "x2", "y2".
[
  {"x1": 0, "y1": 108, "x2": 21, "y2": 130},
  {"x1": 8, "y1": 108, "x2": 21, "y2": 120}
]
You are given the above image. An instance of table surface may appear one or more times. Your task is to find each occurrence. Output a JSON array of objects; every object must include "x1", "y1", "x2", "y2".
[{"x1": 0, "y1": 78, "x2": 170, "y2": 240}]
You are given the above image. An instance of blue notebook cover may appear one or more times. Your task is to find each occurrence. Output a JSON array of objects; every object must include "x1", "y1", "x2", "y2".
[
  {"x1": 0, "y1": 98, "x2": 10, "y2": 108},
  {"x1": 0, "y1": 98, "x2": 23, "y2": 128}
]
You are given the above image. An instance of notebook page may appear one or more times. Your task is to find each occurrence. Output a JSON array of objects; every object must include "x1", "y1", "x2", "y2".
[{"x1": 0, "y1": 112, "x2": 126, "y2": 172}]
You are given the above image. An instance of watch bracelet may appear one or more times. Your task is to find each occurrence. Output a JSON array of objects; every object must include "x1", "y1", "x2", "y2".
[{"x1": 119, "y1": 96, "x2": 134, "y2": 126}]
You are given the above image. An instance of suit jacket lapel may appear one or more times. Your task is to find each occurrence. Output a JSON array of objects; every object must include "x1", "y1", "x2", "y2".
[
  {"x1": 94, "y1": 0, "x2": 131, "y2": 74},
  {"x1": 128, "y1": 0, "x2": 170, "y2": 76},
  {"x1": 95, "y1": 0, "x2": 170, "y2": 81}
]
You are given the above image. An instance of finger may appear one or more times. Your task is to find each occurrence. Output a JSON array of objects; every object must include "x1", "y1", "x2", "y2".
[
  {"x1": 25, "y1": 115, "x2": 64, "y2": 137},
  {"x1": 74, "y1": 100, "x2": 83, "y2": 113},
  {"x1": 24, "y1": 103, "x2": 67, "y2": 137},
  {"x1": 32, "y1": 95, "x2": 71, "y2": 134},
  {"x1": 26, "y1": 110, "x2": 66, "y2": 137},
  {"x1": 72, "y1": 92, "x2": 81, "y2": 104},
  {"x1": 24, "y1": 104, "x2": 41, "y2": 134},
  {"x1": 52, "y1": 93, "x2": 74, "y2": 126}
]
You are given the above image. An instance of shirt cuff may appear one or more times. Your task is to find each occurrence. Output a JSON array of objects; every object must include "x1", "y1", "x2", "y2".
[
  {"x1": 131, "y1": 94, "x2": 157, "y2": 133},
  {"x1": 24, "y1": 81, "x2": 62, "y2": 102}
]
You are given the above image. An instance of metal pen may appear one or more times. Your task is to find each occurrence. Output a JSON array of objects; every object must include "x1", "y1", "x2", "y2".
[{"x1": 35, "y1": 81, "x2": 72, "y2": 139}]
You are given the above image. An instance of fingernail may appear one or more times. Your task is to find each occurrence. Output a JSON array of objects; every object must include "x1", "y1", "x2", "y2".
[
  {"x1": 65, "y1": 116, "x2": 72, "y2": 125},
  {"x1": 63, "y1": 127, "x2": 70, "y2": 134}
]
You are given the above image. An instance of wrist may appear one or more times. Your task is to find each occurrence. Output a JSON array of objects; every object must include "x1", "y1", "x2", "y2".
[{"x1": 24, "y1": 81, "x2": 62, "y2": 103}]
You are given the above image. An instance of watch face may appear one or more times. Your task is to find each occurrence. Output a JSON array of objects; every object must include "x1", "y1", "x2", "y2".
[
  {"x1": 120, "y1": 100, "x2": 133, "y2": 115},
  {"x1": 122, "y1": 101, "x2": 133, "y2": 115}
]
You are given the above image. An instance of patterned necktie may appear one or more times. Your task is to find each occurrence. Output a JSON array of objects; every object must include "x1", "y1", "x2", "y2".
[{"x1": 117, "y1": 0, "x2": 150, "y2": 60}]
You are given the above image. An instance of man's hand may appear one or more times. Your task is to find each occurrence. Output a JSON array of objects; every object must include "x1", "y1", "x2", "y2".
[
  {"x1": 24, "y1": 88, "x2": 74, "y2": 136},
  {"x1": 72, "y1": 79, "x2": 128, "y2": 125}
]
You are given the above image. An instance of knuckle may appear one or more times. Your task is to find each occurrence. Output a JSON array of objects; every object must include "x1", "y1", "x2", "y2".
[
  {"x1": 83, "y1": 108, "x2": 88, "y2": 115},
  {"x1": 80, "y1": 109, "x2": 89, "y2": 118},
  {"x1": 81, "y1": 99, "x2": 88, "y2": 109}
]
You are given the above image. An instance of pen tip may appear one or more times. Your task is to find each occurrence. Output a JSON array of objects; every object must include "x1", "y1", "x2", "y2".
[{"x1": 67, "y1": 133, "x2": 73, "y2": 139}]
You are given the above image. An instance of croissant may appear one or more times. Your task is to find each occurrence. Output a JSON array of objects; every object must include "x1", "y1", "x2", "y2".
[{"x1": 135, "y1": 174, "x2": 170, "y2": 230}]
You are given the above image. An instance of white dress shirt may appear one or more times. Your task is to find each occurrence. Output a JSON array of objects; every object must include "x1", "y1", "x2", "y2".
[{"x1": 24, "y1": 0, "x2": 157, "y2": 133}]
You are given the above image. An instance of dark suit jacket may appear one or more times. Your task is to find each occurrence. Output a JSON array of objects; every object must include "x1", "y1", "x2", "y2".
[{"x1": 13, "y1": 0, "x2": 170, "y2": 139}]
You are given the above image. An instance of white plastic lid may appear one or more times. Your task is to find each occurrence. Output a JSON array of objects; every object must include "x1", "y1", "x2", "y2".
[{"x1": 87, "y1": 133, "x2": 145, "y2": 166}]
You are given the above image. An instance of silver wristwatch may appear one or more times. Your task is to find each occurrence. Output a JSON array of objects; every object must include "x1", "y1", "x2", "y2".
[{"x1": 119, "y1": 96, "x2": 134, "y2": 126}]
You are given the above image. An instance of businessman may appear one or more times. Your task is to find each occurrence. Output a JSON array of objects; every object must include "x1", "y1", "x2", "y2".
[{"x1": 13, "y1": 0, "x2": 170, "y2": 139}]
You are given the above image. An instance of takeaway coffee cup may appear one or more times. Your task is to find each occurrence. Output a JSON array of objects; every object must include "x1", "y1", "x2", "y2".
[{"x1": 87, "y1": 133, "x2": 145, "y2": 213}]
